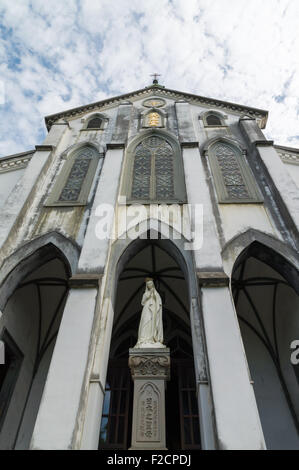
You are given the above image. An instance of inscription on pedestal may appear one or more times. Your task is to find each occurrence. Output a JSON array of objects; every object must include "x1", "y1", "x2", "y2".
[
  {"x1": 138, "y1": 383, "x2": 160, "y2": 442},
  {"x1": 129, "y1": 348, "x2": 170, "y2": 449}
]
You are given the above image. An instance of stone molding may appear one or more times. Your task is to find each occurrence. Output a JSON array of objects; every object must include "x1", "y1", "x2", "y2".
[
  {"x1": 275, "y1": 147, "x2": 299, "y2": 166},
  {"x1": 106, "y1": 143, "x2": 125, "y2": 150},
  {"x1": 0, "y1": 152, "x2": 33, "y2": 174},
  {"x1": 197, "y1": 271, "x2": 229, "y2": 287},
  {"x1": 180, "y1": 141, "x2": 199, "y2": 148},
  {"x1": 35, "y1": 145, "x2": 55, "y2": 152},
  {"x1": 254, "y1": 139, "x2": 274, "y2": 147},
  {"x1": 68, "y1": 274, "x2": 102, "y2": 288},
  {"x1": 129, "y1": 348, "x2": 170, "y2": 380},
  {"x1": 45, "y1": 86, "x2": 268, "y2": 130}
]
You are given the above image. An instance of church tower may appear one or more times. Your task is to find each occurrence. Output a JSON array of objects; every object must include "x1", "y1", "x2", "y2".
[{"x1": 0, "y1": 81, "x2": 298, "y2": 450}]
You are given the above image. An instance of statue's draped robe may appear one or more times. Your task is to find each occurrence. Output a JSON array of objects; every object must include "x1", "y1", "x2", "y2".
[{"x1": 136, "y1": 288, "x2": 163, "y2": 346}]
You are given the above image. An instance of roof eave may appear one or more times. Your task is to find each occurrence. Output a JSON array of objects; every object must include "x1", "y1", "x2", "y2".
[{"x1": 44, "y1": 85, "x2": 269, "y2": 131}]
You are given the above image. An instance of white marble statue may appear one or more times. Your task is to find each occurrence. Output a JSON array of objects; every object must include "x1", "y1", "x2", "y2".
[{"x1": 135, "y1": 278, "x2": 165, "y2": 348}]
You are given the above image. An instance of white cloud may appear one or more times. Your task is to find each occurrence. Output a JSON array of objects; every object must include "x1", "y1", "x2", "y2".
[{"x1": 0, "y1": 0, "x2": 299, "y2": 156}]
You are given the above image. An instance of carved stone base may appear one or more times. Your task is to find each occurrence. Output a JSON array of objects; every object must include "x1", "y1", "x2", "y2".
[{"x1": 128, "y1": 348, "x2": 170, "y2": 450}]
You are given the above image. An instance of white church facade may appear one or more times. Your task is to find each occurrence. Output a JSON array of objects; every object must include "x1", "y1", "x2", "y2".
[{"x1": 0, "y1": 82, "x2": 298, "y2": 450}]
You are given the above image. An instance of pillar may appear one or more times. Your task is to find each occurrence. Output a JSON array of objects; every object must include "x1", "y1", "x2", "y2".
[
  {"x1": 129, "y1": 348, "x2": 170, "y2": 450},
  {"x1": 198, "y1": 272, "x2": 266, "y2": 450},
  {"x1": 30, "y1": 275, "x2": 100, "y2": 450}
]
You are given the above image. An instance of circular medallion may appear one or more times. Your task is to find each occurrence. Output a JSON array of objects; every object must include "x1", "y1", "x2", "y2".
[{"x1": 142, "y1": 98, "x2": 166, "y2": 108}]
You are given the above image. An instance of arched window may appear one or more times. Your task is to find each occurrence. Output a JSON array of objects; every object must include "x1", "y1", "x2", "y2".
[
  {"x1": 206, "y1": 115, "x2": 222, "y2": 126},
  {"x1": 124, "y1": 133, "x2": 186, "y2": 203},
  {"x1": 45, "y1": 146, "x2": 100, "y2": 206},
  {"x1": 87, "y1": 117, "x2": 102, "y2": 129},
  {"x1": 83, "y1": 114, "x2": 106, "y2": 131},
  {"x1": 207, "y1": 141, "x2": 262, "y2": 203},
  {"x1": 202, "y1": 111, "x2": 226, "y2": 127}
]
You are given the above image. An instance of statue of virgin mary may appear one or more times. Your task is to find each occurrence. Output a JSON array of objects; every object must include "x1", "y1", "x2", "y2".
[{"x1": 134, "y1": 278, "x2": 165, "y2": 348}]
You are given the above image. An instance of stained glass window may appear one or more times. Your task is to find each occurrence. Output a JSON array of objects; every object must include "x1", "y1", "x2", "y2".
[
  {"x1": 45, "y1": 146, "x2": 99, "y2": 206},
  {"x1": 208, "y1": 142, "x2": 262, "y2": 203},
  {"x1": 59, "y1": 157, "x2": 91, "y2": 202},
  {"x1": 131, "y1": 136, "x2": 175, "y2": 201}
]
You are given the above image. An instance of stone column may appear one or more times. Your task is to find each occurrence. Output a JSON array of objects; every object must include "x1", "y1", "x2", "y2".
[
  {"x1": 30, "y1": 275, "x2": 100, "y2": 450},
  {"x1": 181, "y1": 144, "x2": 223, "y2": 270},
  {"x1": 129, "y1": 348, "x2": 170, "y2": 450},
  {"x1": 198, "y1": 272, "x2": 266, "y2": 450},
  {"x1": 78, "y1": 144, "x2": 125, "y2": 274}
]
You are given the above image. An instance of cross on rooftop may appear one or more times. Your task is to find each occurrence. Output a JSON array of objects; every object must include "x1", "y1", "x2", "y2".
[{"x1": 150, "y1": 73, "x2": 161, "y2": 84}]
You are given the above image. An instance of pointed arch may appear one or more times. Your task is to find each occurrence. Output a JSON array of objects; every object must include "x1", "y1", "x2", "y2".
[
  {"x1": 104, "y1": 219, "x2": 207, "y2": 383},
  {"x1": 44, "y1": 143, "x2": 103, "y2": 206},
  {"x1": 122, "y1": 129, "x2": 187, "y2": 203},
  {"x1": 98, "y1": 229, "x2": 206, "y2": 450},
  {"x1": 231, "y1": 239, "x2": 299, "y2": 448},
  {"x1": 203, "y1": 136, "x2": 263, "y2": 203},
  {"x1": 109, "y1": 218, "x2": 197, "y2": 301},
  {"x1": 0, "y1": 237, "x2": 72, "y2": 448},
  {"x1": 0, "y1": 232, "x2": 79, "y2": 310},
  {"x1": 200, "y1": 110, "x2": 227, "y2": 127},
  {"x1": 82, "y1": 112, "x2": 108, "y2": 130},
  {"x1": 222, "y1": 229, "x2": 299, "y2": 284},
  {"x1": 60, "y1": 141, "x2": 105, "y2": 159}
]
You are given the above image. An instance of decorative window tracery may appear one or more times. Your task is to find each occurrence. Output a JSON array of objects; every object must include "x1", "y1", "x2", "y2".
[
  {"x1": 131, "y1": 136, "x2": 174, "y2": 201},
  {"x1": 58, "y1": 148, "x2": 94, "y2": 202},
  {"x1": 124, "y1": 133, "x2": 186, "y2": 203},
  {"x1": 45, "y1": 146, "x2": 100, "y2": 206},
  {"x1": 207, "y1": 141, "x2": 262, "y2": 203}
]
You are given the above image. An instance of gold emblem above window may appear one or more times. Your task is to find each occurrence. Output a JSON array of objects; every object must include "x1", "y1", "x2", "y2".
[{"x1": 147, "y1": 112, "x2": 162, "y2": 127}]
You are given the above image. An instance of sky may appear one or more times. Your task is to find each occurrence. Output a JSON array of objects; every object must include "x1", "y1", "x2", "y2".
[{"x1": 0, "y1": 0, "x2": 299, "y2": 157}]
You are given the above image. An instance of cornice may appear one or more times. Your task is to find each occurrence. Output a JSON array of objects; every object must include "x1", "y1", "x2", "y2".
[
  {"x1": 275, "y1": 145, "x2": 299, "y2": 166},
  {"x1": 68, "y1": 274, "x2": 102, "y2": 288},
  {"x1": 0, "y1": 150, "x2": 34, "y2": 174},
  {"x1": 45, "y1": 85, "x2": 268, "y2": 131},
  {"x1": 197, "y1": 271, "x2": 229, "y2": 287}
]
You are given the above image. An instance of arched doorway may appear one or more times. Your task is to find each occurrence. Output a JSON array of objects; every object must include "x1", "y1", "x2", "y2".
[
  {"x1": 0, "y1": 245, "x2": 70, "y2": 449},
  {"x1": 98, "y1": 240, "x2": 201, "y2": 450},
  {"x1": 232, "y1": 242, "x2": 299, "y2": 449}
]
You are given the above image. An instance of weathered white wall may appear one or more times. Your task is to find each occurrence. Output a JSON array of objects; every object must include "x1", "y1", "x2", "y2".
[
  {"x1": 201, "y1": 286, "x2": 265, "y2": 449},
  {"x1": 283, "y1": 163, "x2": 299, "y2": 189},
  {"x1": 182, "y1": 146, "x2": 223, "y2": 270},
  {"x1": 219, "y1": 204, "x2": 279, "y2": 243},
  {"x1": 31, "y1": 287, "x2": 98, "y2": 450},
  {"x1": 0, "y1": 169, "x2": 25, "y2": 208},
  {"x1": 78, "y1": 147, "x2": 124, "y2": 273}
]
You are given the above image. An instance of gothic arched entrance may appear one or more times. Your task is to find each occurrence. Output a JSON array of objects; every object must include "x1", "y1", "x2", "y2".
[
  {"x1": 0, "y1": 245, "x2": 70, "y2": 449},
  {"x1": 98, "y1": 240, "x2": 201, "y2": 450},
  {"x1": 232, "y1": 242, "x2": 299, "y2": 449}
]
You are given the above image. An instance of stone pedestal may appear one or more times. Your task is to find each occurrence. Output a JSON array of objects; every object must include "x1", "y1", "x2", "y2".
[{"x1": 128, "y1": 348, "x2": 170, "y2": 450}]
